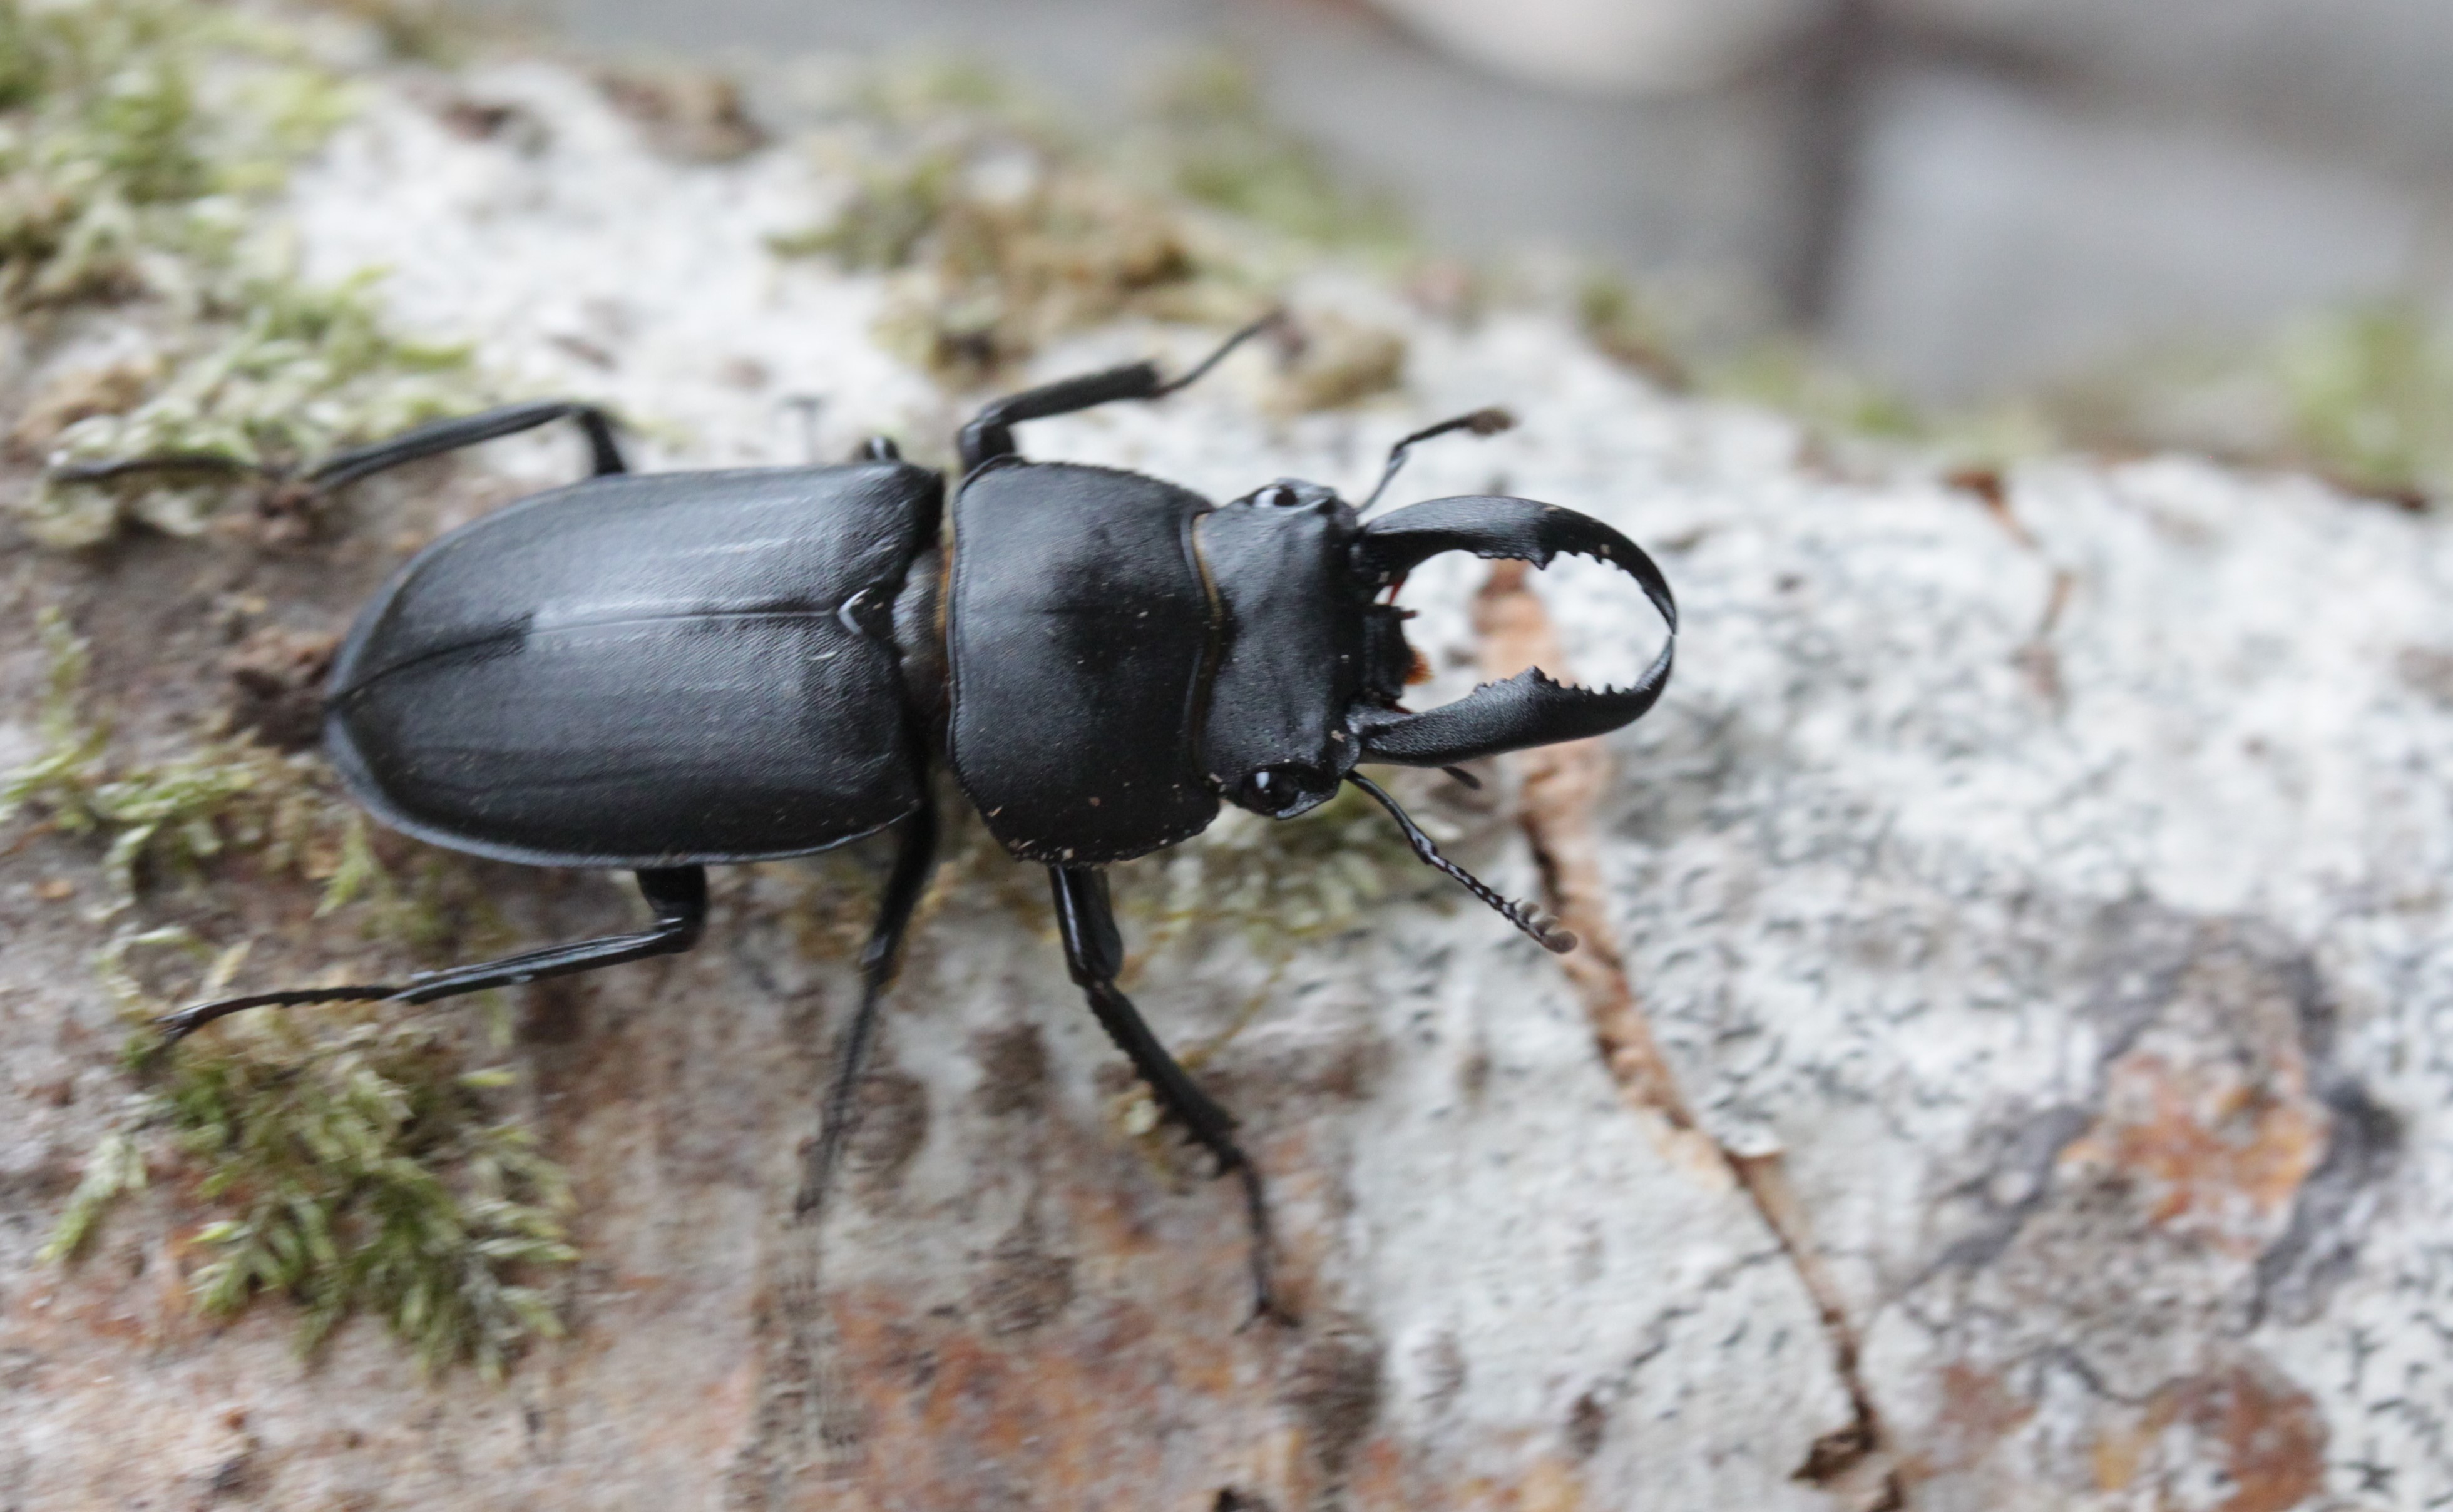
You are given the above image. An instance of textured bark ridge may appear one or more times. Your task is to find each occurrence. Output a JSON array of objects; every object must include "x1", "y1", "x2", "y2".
[{"x1": 3, "y1": 57, "x2": 2449, "y2": 1512}]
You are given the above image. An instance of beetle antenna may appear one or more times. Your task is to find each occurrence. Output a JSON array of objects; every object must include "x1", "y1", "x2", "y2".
[
  {"x1": 1153, "y1": 309, "x2": 1287, "y2": 397},
  {"x1": 1358, "y1": 407, "x2": 1515, "y2": 514},
  {"x1": 1347, "y1": 772, "x2": 1574, "y2": 953}
]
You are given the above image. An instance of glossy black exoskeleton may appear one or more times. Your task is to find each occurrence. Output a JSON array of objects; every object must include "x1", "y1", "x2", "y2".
[{"x1": 111, "y1": 319, "x2": 1676, "y2": 1320}]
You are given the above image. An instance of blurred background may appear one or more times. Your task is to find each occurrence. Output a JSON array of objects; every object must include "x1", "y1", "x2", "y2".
[{"x1": 512, "y1": 0, "x2": 2453, "y2": 414}]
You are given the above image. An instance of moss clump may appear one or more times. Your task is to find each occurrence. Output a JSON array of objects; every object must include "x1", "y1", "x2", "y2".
[
  {"x1": 28, "y1": 268, "x2": 481, "y2": 546},
  {"x1": 1139, "y1": 53, "x2": 1406, "y2": 254},
  {"x1": 2257, "y1": 301, "x2": 2453, "y2": 503},
  {"x1": 4, "y1": 606, "x2": 350, "y2": 911},
  {"x1": 1120, "y1": 779, "x2": 1429, "y2": 962},
  {"x1": 774, "y1": 53, "x2": 1420, "y2": 391},
  {"x1": 777, "y1": 131, "x2": 1249, "y2": 388},
  {"x1": 1, "y1": 606, "x2": 264, "y2": 909},
  {"x1": 0, "y1": 0, "x2": 494, "y2": 546},
  {"x1": 302, "y1": 0, "x2": 478, "y2": 67},
  {"x1": 48, "y1": 1012, "x2": 574, "y2": 1379},
  {"x1": 4, "y1": 606, "x2": 500, "y2": 958},
  {"x1": 1576, "y1": 272, "x2": 1689, "y2": 388},
  {"x1": 0, "y1": 0, "x2": 350, "y2": 308},
  {"x1": 15, "y1": 608, "x2": 568, "y2": 1376}
]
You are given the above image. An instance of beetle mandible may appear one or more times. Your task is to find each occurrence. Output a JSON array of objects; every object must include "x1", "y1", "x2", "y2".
[{"x1": 115, "y1": 317, "x2": 1677, "y2": 1320}]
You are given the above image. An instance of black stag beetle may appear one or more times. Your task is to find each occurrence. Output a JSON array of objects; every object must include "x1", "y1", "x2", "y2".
[{"x1": 120, "y1": 315, "x2": 1676, "y2": 1321}]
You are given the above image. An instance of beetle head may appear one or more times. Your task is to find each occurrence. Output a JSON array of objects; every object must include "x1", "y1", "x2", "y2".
[
  {"x1": 1196, "y1": 483, "x2": 1673, "y2": 817},
  {"x1": 1344, "y1": 494, "x2": 1676, "y2": 767},
  {"x1": 1196, "y1": 478, "x2": 1367, "y2": 819}
]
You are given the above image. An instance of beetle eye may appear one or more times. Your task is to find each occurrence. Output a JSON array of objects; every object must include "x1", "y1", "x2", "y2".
[
  {"x1": 1235, "y1": 763, "x2": 1333, "y2": 817},
  {"x1": 1257, "y1": 485, "x2": 1298, "y2": 508}
]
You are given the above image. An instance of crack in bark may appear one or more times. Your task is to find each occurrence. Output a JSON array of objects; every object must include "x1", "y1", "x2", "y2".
[{"x1": 1474, "y1": 560, "x2": 1907, "y2": 1509}]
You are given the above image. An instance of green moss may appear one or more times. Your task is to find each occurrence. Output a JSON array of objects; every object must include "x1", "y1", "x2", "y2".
[
  {"x1": 1708, "y1": 340, "x2": 1928, "y2": 442},
  {"x1": 2266, "y1": 302, "x2": 2453, "y2": 501},
  {"x1": 1, "y1": 607, "x2": 491, "y2": 939},
  {"x1": 29, "y1": 268, "x2": 483, "y2": 546},
  {"x1": 5, "y1": 607, "x2": 303, "y2": 908},
  {"x1": 1119, "y1": 780, "x2": 1427, "y2": 963},
  {"x1": 41, "y1": 1125, "x2": 146, "y2": 1264},
  {"x1": 777, "y1": 127, "x2": 1247, "y2": 387},
  {"x1": 16, "y1": 608, "x2": 567, "y2": 1376},
  {"x1": 774, "y1": 51, "x2": 1416, "y2": 389},
  {"x1": 1575, "y1": 272, "x2": 1689, "y2": 388},
  {"x1": 302, "y1": 0, "x2": 480, "y2": 67},
  {"x1": 0, "y1": 0, "x2": 351, "y2": 306},
  {"x1": 167, "y1": 1015, "x2": 573, "y2": 1378},
  {"x1": 0, "y1": 605, "x2": 108, "y2": 829},
  {"x1": 0, "y1": 0, "x2": 493, "y2": 546},
  {"x1": 47, "y1": 1011, "x2": 574, "y2": 1379},
  {"x1": 2002, "y1": 300, "x2": 2453, "y2": 504},
  {"x1": 1139, "y1": 53, "x2": 1406, "y2": 254},
  {"x1": 769, "y1": 148, "x2": 958, "y2": 272}
]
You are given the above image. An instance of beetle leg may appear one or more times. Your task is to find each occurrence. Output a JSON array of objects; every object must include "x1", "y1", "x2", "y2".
[
  {"x1": 796, "y1": 790, "x2": 941, "y2": 1219},
  {"x1": 1048, "y1": 866, "x2": 1294, "y2": 1327},
  {"x1": 155, "y1": 866, "x2": 705, "y2": 1042},
  {"x1": 305, "y1": 400, "x2": 628, "y2": 491},
  {"x1": 957, "y1": 312, "x2": 1283, "y2": 473}
]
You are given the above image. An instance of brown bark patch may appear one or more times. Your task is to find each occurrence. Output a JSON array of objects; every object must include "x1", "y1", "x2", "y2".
[
  {"x1": 1911, "y1": 1362, "x2": 2036, "y2": 1478},
  {"x1": 2092, "y1": 1358, "x2": 2326, "y2": 1512},
  {"x1": 2061, "y1": 1051, "x2": 2327, "y2": 1257}
]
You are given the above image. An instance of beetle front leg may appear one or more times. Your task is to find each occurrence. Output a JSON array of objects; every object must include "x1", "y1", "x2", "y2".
[
  {"x1": 1048, "y1": 866, "x2": 1293, "y2": 1327},
  {"x1": 957, "y1": 312, "x2": 1281, "y2": 473}
]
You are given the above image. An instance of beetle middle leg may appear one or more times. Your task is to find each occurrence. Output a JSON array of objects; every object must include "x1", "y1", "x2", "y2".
[
  {"x1": 156, "y1": 866, "x2": 706, "y2": 1041},
  {"x1": 1048, "y1": 866, "x2": 1293, "y2": 1326}
]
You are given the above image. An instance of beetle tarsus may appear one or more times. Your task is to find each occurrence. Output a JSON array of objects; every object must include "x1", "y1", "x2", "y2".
[
  {"x1": 48, "y1": 452, "x2": 285, "y2": 486},
  {"x1": 1151, "y1": 309, "x2": 1286, "y2": 399},
  {"x1": 1050, "y1": 866, "x2": 1291, "y2": 1322},
  {"x1": 1229, "y1": 1157, "x2": 1298, "y2": 1329},
  {"x1": 155, "y1": 984, "x2": 395, "y2": 1043}
]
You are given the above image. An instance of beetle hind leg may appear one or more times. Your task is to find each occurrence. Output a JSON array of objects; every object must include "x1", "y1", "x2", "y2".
[
  {"x1": 156, "y1": 866, "x2": 706, "y2": 1042},
  {"x1": 307, "y1": 399, "x2": 627, "y2": 489},
  {"x1": 1048, "y1": 866, "x2": 1294, "y2": 1327},
  {"x1": 796, "y1": 791, "x2": 941, "y2": 1219}
]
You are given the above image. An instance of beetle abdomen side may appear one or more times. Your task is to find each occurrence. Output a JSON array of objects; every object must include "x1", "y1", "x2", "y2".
[
  {"x1": 946, "y1": 461, "x2": 1221, "y2": 864},
  {"x1": 327, "y1": 463, "x2": 943, "y2": 868}
]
